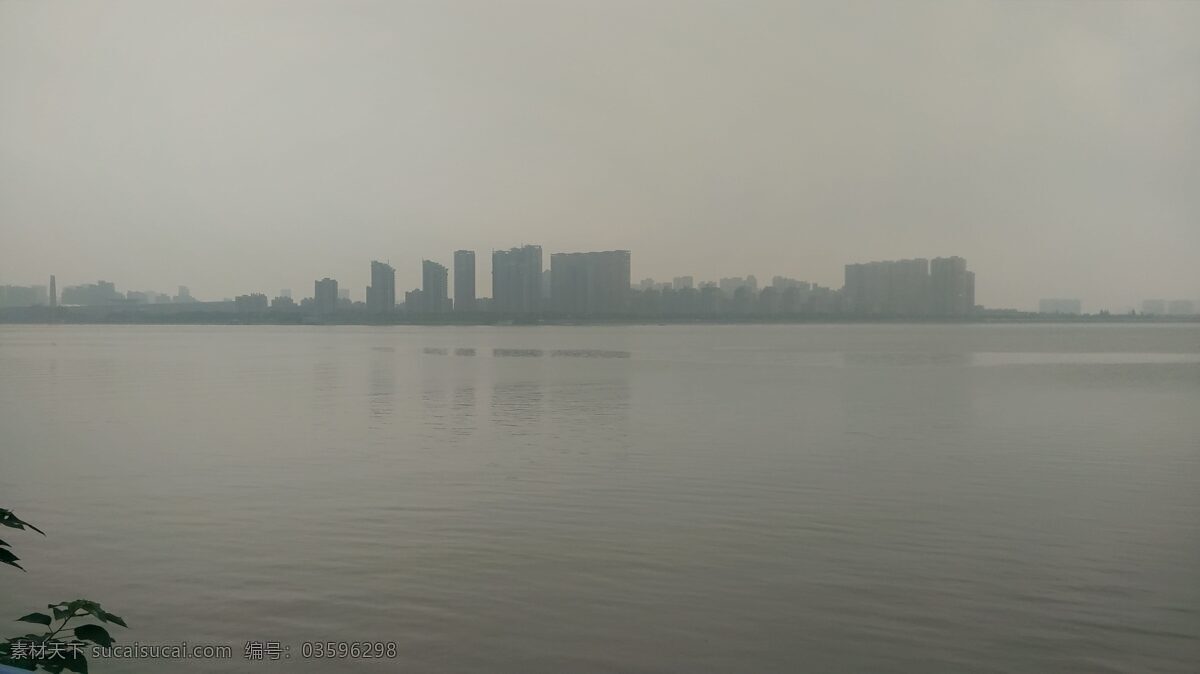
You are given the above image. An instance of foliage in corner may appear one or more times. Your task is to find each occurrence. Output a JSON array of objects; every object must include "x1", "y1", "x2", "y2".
[
  {"x1": 0, "y1": 508, "x2": 45, "y2": 572},
  {"x1": 0, "y1": 509, "x2": 128, "y2": 673}
]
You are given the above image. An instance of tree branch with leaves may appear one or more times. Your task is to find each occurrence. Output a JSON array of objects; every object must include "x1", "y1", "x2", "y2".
[{"x1": 0, "y1": 508, "x2": 128, "y2": 673}]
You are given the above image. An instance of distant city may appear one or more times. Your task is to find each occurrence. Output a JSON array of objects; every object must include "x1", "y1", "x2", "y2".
[{"x1": 0, "y1": 247, "x2": 1196, "y2": 322}]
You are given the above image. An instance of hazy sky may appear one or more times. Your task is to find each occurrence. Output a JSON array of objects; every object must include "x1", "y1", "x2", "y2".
[{"x1": 2, "y1": 0, "x2": 1197, "y2": 310}]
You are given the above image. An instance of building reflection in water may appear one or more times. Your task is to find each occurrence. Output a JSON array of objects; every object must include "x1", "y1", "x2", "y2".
[
  {"x1": 417, "y1": 344, "x2": 483, "y2": 439},
  {"x1": 837, "y1": 348, "x2": 975, "y2": 444},
  {"x1": 489, "y1": 348, "x2": 632, "y2": 359},
  {"x1": 489, "y1": 382, "x2": 545, "y2": 435},
  {"x1": 311, "y1": 352, "x2": 344, "y2": 422},
  {"x1": 405, "y1": 344, "x2": 636, "y2": 450},
  {"x1": 449, "y1": 384, "x2": 476, "y2": 438},
  {"x1": 493, "y1": 348, "x2": 544, "y2": 358},
  {"x1": 488, "y1": 361, "x2": 632, "y2": 451},
  {"x1": 368, "y1": 346, "x2": 397, "y2": 421},
  {"x1": 550, "y1": 349, "x2": 631, "y2": 359}
]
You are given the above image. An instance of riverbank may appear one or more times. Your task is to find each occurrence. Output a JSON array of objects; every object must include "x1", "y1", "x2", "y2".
[{"x1": 1, "y1": 306, "x2": 1196, "y2": 326}]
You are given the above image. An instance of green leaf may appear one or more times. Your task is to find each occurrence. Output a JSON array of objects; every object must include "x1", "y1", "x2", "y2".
[
  {"x1": 50, "y1": 605, "x2": 70, "y2": 621},
  {"x1": 16, "y1": 612, "x2": 52, "y2": 626},
  {"x1": 74, "y1": 624, "x2": 113, "y2": 647},
  {"x1": 0, "y1": 548, "x2": 24, "y2": 571},
  {"x1": 0, "y1": 510, "x2": 44, "y2": 535},
  {"x1": 99, "y1": 611, "x2": 127, "y2": 628},
  {"x1": 68, "y1": 600, "x2": 100, "y2": 618},
  {"x1": 0, "y1": 538, "x2": 9, "y2": 547}
]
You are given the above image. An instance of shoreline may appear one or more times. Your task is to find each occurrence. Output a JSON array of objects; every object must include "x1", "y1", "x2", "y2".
[{"x1": 1, "y1": 311, "x2": 1197, "y2": 328}]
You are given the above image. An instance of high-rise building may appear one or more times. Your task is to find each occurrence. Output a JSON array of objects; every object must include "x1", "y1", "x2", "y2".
[
  {"x1": 314, "y1": 278, "x2": 338, "y2": 314},
  {"x1": 421, "y1": 260, "x2": 449, "y2": 313},
  {"x1": 966, "y1": 271, "x2": 976, "y2": 314},
  {"x1": 1167, "y1": 300, "x2": 1195, "y2": 316},
  {"x1": 235, "y1": 293, "x2": 269, "y2": 313},
  {"x1": 673, "y1": 276, "x2": 694, "y2": 290},
  {"x1": 550, "y1": 250, "x2": 632, "y2": 316},
  {"x1": 0, "y1": 285, "x2": 48, "y2": 307},
  {"x1": 453, "y1": 250, "x2": 476, "y2": 312},
  {"x1": 930, "y1": 256, "x2": 972, "y2": 316},
  {"x1": 843, "y1": 259, "x2": 930, "y2": 316},
  {"x1": 366, "y1": 260, "x2": 396, "y2": 314},
  {"x1": 842, "y1": 264, "x2": 866, "y2": 314},
  {"x1": 842, "y1": 257, "x2": 972, "y2": 316},
  {"x1": 718, "y1": 277, "x2": 746, "y2": 297},
  {"x1": 280, "y1": 288, "x2": 292, "y2": 299},
  {"x1": 49, "y1": 275, "x2": 57, "y2": 308},
  {"x1": 1141, "y1": 299, "x2": 1166, "y2": 315},
  {"x1": 403, "y1": 288, "x2": 423, "y2": 311},
  {"x1": 895, "y1": 259, "x2": 931, "y2": 316},
  {"x1": 771, "y1": 276, "x2": 803, "y2": 290},
  {"x1": 491, "y1": 245, "x2": 542, "y2": 314},
  {"x1": 61, "y1": 281, "x2": 119, "y2": 306}
]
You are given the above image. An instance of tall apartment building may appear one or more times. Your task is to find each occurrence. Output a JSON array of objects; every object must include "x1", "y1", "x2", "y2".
[
  {"x1": 453, "y1": 250, "x2": 476, "y2": 312},
  {"x1": 930, "y1": 256, "x2": 973, "y2": 317},
  {"x1": 842, "y1": 256, "x2": 972, "y2": 317},
  {"x1": 844, "y1": 259, "x2": 928, "y2": 316},
  {"x1": 314, "y1": 278, "x2": 338, "y2": 314},
  {"x1": 366, "y1": 260, "x2": 396, "y2": 314},
  {"x1": 422, "y1": 260, "x2": 450, "y2": 312},
  {"x1": 60, "y1": 281, "x2": 118, "y2": 306},
  {"x1": 1141, "y1": 299, "x2": 1167, "y2": 315},
  {"x1": 550, "y1": 250, "x2": 632, "y2": 316},
  {"x1": 491, "y1": 245, "x2": 542, "y2": 314},
  {"x1": 1167, "y1": 300, "x2": 1195, "y2": 316}
]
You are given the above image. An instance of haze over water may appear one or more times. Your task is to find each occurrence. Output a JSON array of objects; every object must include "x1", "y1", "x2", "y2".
[{"x1": 2, "y1": 324, "x2": 1198, "y2": 672}]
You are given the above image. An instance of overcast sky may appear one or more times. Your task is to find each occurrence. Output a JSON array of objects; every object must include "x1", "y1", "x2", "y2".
[{"x1": 2, "y1": 0, "x2": 1197, "y2": 310}]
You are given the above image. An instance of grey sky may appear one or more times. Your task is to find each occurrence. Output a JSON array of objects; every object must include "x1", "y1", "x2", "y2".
[{"x1": 2, "y1": 0, "x2": 1197, "y2": 310}]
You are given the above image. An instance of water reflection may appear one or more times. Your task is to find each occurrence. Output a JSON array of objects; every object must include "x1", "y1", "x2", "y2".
[
  {"x1": 414, "y1": 345, "x2": 484, "y2": 438},
  {"x1": 422, "y1": 347, "x2": 632, "y2": 359},
  {"x1": 311, "y1": 359, "x2": 342, "y2": 412},
  {"x1": 493, "y1": 348, "x2": 544, "y2": 358},
  {"x1": 368, "y1": 347, "x2": 396, "y2": 420},
  {"x1": 450, "y1": 385, "x2": 476, "y2": 437},
  {"x1": 971, "y1": 352, "x2": 1200, "y2": 366},
  {"x1": 839, "y1": 350, "x2": 970, "y2": 367},
  {"x1": 839, "y1": 349, "x2": 975, "y2": 441},
  {"x1": 550, "y1": 349, "x2": 631, "y2": 359},
  {"x1": 490, "y1": 382, "x2": 545, "y2": 432}
]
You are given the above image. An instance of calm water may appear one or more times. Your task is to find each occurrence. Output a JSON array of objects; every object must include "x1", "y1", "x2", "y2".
[{"x1": 2, "y1": 324, "x2": 1198, "y2": 673}]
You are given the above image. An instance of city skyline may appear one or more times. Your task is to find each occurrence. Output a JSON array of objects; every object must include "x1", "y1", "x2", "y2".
[
  {"x1": 2, "y1": 244, "x2": 1199, "y2": 316},
  {"x1": 2, "y1": 236, "x2": 1198, "y2": 315},
  {"x1": 2, "y1": 248, "x2": 1195, "y2": 320},
  {"x1": 2, "y1": 2, "x2": 1198, "y2": 312}
]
